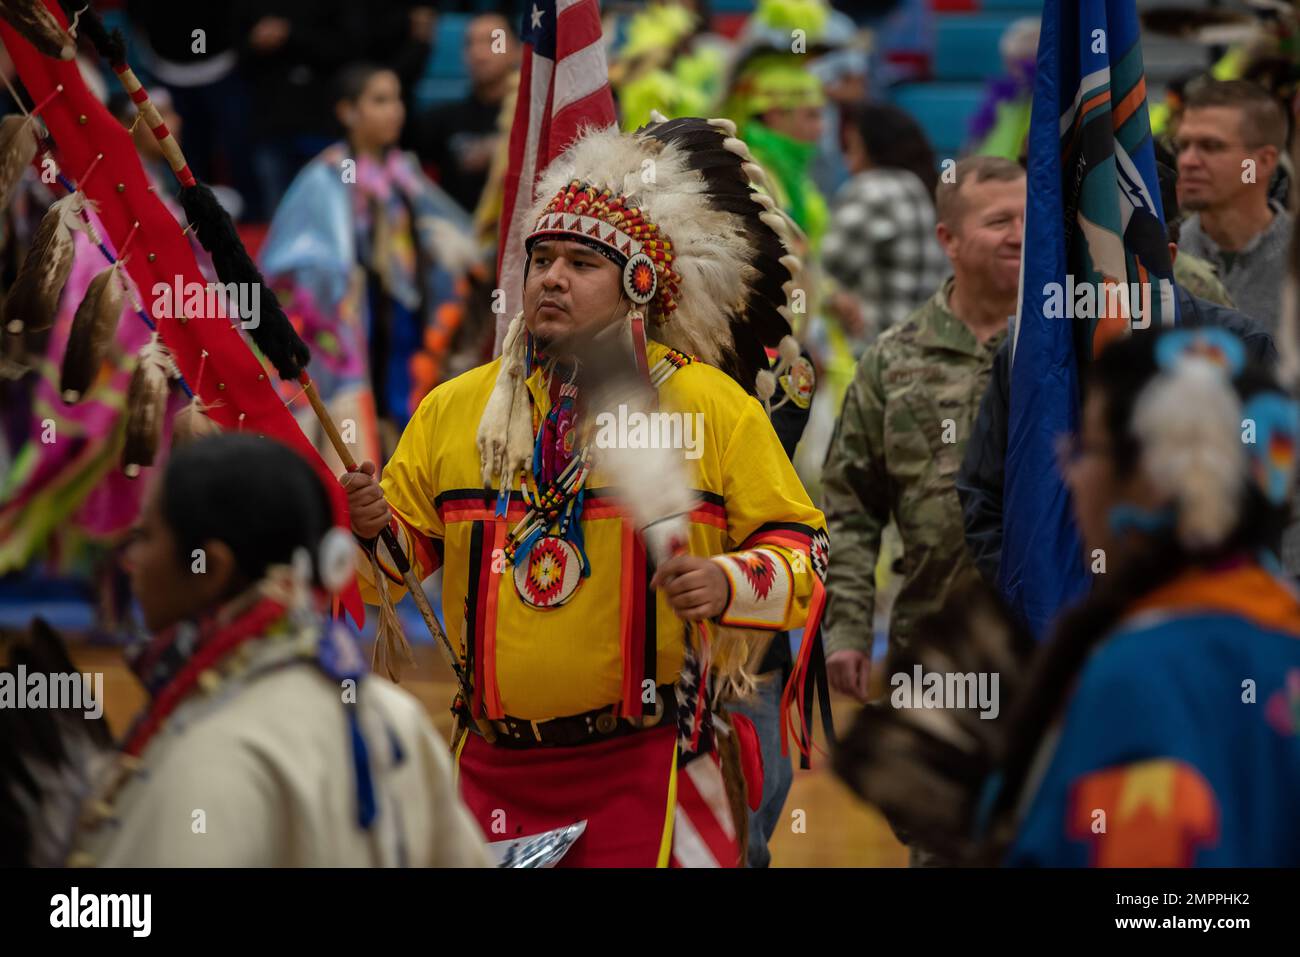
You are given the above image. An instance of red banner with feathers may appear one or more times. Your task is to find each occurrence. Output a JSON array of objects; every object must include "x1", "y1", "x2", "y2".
[{"x1": 0, "y1": 2, "x2": 365, "y2": 625}]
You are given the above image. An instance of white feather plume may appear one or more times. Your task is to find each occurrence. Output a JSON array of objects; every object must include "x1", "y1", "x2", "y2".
[
  {"x1": 582, "y1": 325, "x2": 698, "y2": 565},
  {"x1": 1133, "y1": 357, "x2": 1245, "y2": 550}
]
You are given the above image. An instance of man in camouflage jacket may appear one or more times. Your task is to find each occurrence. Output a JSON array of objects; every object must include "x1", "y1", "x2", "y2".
[{"x1": 821, "y1": 157, "x2": 1026, "y2": 701}]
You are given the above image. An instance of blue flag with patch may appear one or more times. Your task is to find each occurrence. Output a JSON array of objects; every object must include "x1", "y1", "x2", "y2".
[{"x1": 1001, "y1": 0, "x2": 1178, "y2": 638}]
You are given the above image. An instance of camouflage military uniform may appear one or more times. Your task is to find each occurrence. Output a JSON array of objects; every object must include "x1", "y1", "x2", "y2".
[
  {"x1": 822, "y1": 278, "x2": 1005, "y2": 660},
  {"x1": 1174, "y1": 250, "x2": 1232, "y2": 307}
]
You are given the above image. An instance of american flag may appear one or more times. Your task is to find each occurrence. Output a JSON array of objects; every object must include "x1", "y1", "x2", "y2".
[
  {"x1": 495, "y1": 0, "x2": 617, "y2": 349},
  {"x1": 672, "y1": 754, "x2": 741, "y2": 867},
  {"x1": 671, "y1": 641, "x2": 744, "y2": 867}
]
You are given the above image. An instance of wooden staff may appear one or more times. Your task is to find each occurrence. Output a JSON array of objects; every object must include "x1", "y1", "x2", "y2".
[
  {"x1": 78, "y1": 8, "x2": 496, "y2": 742},
  {"x1": 112, "y1": 62, "x2": 194, "y2": 188},
  {"x1": 299, "y1": 372, "x2": 496, "y2": 743}
]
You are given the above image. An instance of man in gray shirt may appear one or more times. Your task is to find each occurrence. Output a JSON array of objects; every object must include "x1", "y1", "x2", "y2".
[{"x1": 1175, "y1": 79, "x2": 1291, "y2": 332}]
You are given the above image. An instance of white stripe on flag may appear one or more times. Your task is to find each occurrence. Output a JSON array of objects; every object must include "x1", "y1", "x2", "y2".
[
  {"x1": 1058, "y1": 66, "x2": 1111, "y2": 136},
  {"x1": 671, "y1": 807, "x2": 722, "y2": 868},
  {"x1": 499, "y1": 56, "x2": 555, "y2": 330},
  {"x1": 557, "y1": 0, "x2": 587, "y2": 13},
  {"x1": 685, "y1": 757, "x2": 736, "y2": 840},
  {"x1": 552, "y1": 42, "x2": 610, "y2": 115}
]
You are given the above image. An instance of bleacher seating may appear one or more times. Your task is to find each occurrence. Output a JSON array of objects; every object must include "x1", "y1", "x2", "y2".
[
  {"x1": 416, "y1": 13, "x2": 474, "y2": 109},
  {"x1": 409, "y1": 0, "x2": 1216, "y2": 157},
  {"x1": 931, "y1": 13, "x2": 1024, "y2": 81},
  {"x1": 889, "y1": 82, "x2": 988, "y2": 158}
]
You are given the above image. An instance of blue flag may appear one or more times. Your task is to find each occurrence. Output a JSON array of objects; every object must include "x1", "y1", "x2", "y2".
[{"x1": 1001, "y1": 0, "x2": 1177, "y2": 638}]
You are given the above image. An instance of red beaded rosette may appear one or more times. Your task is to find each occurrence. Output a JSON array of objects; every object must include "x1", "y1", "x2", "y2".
[{"x1": 525, "y1": 181, "x2": 683, "y2": 318}]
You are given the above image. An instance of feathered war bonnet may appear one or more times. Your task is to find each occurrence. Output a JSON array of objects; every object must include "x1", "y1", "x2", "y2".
[{"x1": 477, "y1": 115, "x2": 808, "y2": 490}]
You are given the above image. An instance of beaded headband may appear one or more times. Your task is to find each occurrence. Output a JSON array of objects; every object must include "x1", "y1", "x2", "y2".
[{"x1": 524, "y1": 181, "x2": 684, "y2": 317}]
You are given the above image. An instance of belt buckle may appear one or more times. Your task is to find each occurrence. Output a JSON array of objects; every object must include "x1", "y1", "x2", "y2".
[{"x1": 631, "y1": 690, "x2": 666, "y2": 728}]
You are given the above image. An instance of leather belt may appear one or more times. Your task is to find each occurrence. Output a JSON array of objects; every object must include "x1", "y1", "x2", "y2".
[{"x1": 463, "y1": 682, "x2": 678, "y2": 749}]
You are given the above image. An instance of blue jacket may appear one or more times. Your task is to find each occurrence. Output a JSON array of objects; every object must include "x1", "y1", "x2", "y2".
[{"x1": 1007, "y1": 564, "x2": 1300, "y2": 866}]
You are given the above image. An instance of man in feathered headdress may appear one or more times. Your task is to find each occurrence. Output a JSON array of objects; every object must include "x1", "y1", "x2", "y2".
[{"x1": 343, "y1": 115, "x2": 830, "y2": 867}]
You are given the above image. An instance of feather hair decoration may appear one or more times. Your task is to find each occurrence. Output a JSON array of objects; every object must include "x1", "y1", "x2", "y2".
[
  {"x1": 59, "y1": 262, "x2": 124, "y2": 402},
  {"x1": 1132, "y1": 358, "x2": 1245, "y2": 551},
  {"x1": 831, "y1": 582, "x2": 1035, "y2": 864},
  {"x1": 0, "y1": 0, "x2": 76, "y2": 60},
  {"x1": 0, "y1": 113, "x2": 39, "y2": 214},
  {"x1": 4, "y1": 192, "x2": 83, "y2": 337},
  {"x1": 121, "y1": 332, "x2": 171, "y2": 478}
]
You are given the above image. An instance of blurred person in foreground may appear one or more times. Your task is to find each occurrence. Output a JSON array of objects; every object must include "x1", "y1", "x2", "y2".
[
  {"x1": 996, "y1": 328, "x2": 1300, "y2": 865},
  {"x1": 1, "y1": 434, "x2": 490, "y2": 867},
  {"x1": 836, "y1": 328, "x2": 1300, "y2": 867}
]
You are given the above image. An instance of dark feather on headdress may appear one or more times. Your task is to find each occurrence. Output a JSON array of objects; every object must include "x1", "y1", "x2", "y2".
[{"x1": 637, "y1": 117, "x2": 796, "y2": 394}]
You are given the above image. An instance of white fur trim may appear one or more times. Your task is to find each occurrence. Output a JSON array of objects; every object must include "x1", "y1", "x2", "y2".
[
  {"x1": 476, "y1": 312, "x2": 531, "y2": 487},
  {"x1": 759, "y1": 210, "x2": 790, "y2": 238},
  {"x1": 778, "y1": 335, "x2": 801, "y2": 365},
  {"x1": 722, "y1": 137, "x2": 753, "y2": 161}
]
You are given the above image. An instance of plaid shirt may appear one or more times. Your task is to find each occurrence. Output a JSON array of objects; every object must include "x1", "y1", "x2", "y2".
[{"x1": 822, "y1": 169, "x2": 950, "y2": 337}]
